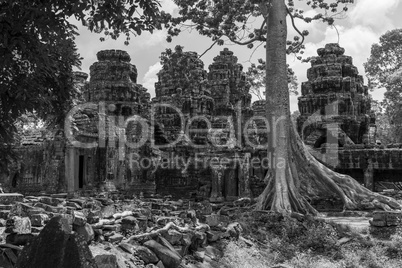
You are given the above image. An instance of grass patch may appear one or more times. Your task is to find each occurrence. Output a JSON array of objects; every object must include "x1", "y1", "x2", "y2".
[{"x1": 220, "y1": 211, "x2": 402, "y2": 267}]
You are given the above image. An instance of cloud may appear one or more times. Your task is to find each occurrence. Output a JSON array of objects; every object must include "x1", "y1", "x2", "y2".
[
  {"x1": 349, "y1": 0, "x2": 399, "y2": 32},
  {"x1": 141, "y1": 62, "x2": 162, "y2": 97},
  {"x1": 288, "y1": 22, "x2": 381, "y2": 111},
  {"x1": 160, "y1": 0, "x2": 179, "y2": 14}
]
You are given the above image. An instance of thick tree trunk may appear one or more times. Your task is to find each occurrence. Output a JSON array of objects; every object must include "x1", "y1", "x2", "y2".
[{"x1": 256, "y1": 0, "x2": 401, "y2": 214}]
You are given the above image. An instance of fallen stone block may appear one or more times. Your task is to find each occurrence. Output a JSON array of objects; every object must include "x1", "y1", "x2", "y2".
[
  {"x1": 0, "y1": 193, "x2": 24, "y2": 205},
  {"x1": 73, "y1": 211, "x2": 87, "y2": 226},
  {"x1": 101, "y1": 205, "x2": 116, "y2": 218},
  {"x1": 6, "y1": 216, "x2": 31, "y2": 234},
  {"x1": 107, "y1": 233, "x2": 124, "y2": 244},
  {"x1": 74, "y1": 223, "x2": 95, "y2": 243},
  {"x1": 15, "y1": 216, "x2": 97, "y2": 268},
  {"x1": 0, "y1": 210, "x2": 10, "y2": 220},
  {"x1": 144, "y1": 240, "x2": 181, "y2": 268},
  {"x1": 133, "y1": 245, "x2": 159, "y2": 265},
  {"x1": 30, "y1": 214, "x2": 49, "y2": 227},
  {"x1": 90, "y1": 246, "x2": 119, "y2": 268},
  {"x1": 6, "y1": 233, "x2": 36, "y2": 246}
]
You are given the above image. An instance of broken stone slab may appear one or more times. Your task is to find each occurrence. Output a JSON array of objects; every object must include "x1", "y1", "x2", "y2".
[
  {"x1": 51, "y1": 193, "x2": 68, "y2": 199},
  {"x1": 38, "y1": 196, "x2": 65, "y2": 207},
  {"x1": 0, "y1": 193, "x2": 24, "y2": 205},
  {"x1": 156, "y1": 217, "x2": 184, "y2": 226},
  {"x1": 73, "y1": 211, "x2": 87, "y2": 226},
  {"x1": 132, "y1": 245, "x2": 159, "y2": 265},
  {"x1": 44, "y1": 204, "x2": 67, "y2": 214},
  {"x1": 225, "y1": 222, "x2": 242, "y2": 239},
  {"x1": 107, "y1": 233, "x2": 124, "y2": 244},
  {"x1": 113, "y1": 210, "x2": 133, "y2": 219},
  {"x1": 30, "y1": 213, "x2": 49, "y2": 227},
  {"x1": 89, "y1": 246, "x2": 119, "y2": 268},
  {"x1": 74, "y1": 223, "x2": 95, "y2": 243},
  {"x1": 66, "y1": 201, "x2": 82, "y2": 210},
  {"x1": 15, "y1": 216, "x2": 97, "y2": 268},
  {"x1": 5, "y1": 216, "x2": 31, "y2": 234},
  {"x1": 162, "y1": 229, "x2": 182, "y2": 246},
  {"x1": 144, "y1": 240, "x2": 181, "y2": 268},
  {"x1": 103, "y1": 224, "x2": 121, "y2": 232},
  {"x1": 204, "y1": 214, "x2": 229, "y2": 227},
  {"x1": 101, "y1": 205, "x2": 116, "y2": 218},
  {"x1": 6, "y1": 233, "x2": 36, "y2": 246},
  {"x1": 87, "y1": 210, "x2": 101, "y2": 224},
  {"x1": 0, "y1": 210, "x2": 10, "y2": 220},
  {"x1": 68, "y1": 199, "x2": 87, "y2": 207},
  {"x1": 0, "y1": 204, "x2": 13, "y2": 210}
]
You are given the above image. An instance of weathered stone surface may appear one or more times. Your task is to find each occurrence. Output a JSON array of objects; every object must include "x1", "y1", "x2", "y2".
[
  {"x1": 133, "y1": 245, "x2": 159, "y2": 264},
  {"x1": 0, "y1": 193, "x2": 24, "y2": 205},
  {"x1": 6, "y1": 233, "x2": 36, "y2": 246},
  {"x1": 225, "y1": 222, "x2": 242, "y2": 239},
  {"x1": 6, "y1": 216, "x2": 31, "y2": 234},
  {"x1": 101, "y1": 205, "x2": 116, "y2": 219},
  {"x1": 73, "y1": 211, "x2": 87, "y2": 226},
  {"x1": 144, "y1": 240, "x2": 181, "y2": 268},
  {"x1": 74, "y1": 223, "x2": 95, "y2": 243},
  {"x1": 162, "y1": 230, "x2": 182, "y2": 245},
  {"x1": 107, "y1": 233, "x2": 124, "y2": 243},
  {"x1": 15, "y1": 216, "x2": 97, "y2": 268},
  {"x1": 31, "y1": 213, "x2": 49, "y2": 227},
  {"x1": 90, "y1": 246, "x2": 119, "y2": 268}
]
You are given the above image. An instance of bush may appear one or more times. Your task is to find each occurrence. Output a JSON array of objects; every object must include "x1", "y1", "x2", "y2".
[{"x1": 220, "y1": 241, "x2": 277, "y2": 268}]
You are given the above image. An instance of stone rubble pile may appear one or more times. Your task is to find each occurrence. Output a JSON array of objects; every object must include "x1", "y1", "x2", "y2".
[
  {"x1": 0, "y1": 193, "x2": 247, "y2": 268},
  {"x1": 369, "y1": 210, "x2": 402, "y2": 239}
]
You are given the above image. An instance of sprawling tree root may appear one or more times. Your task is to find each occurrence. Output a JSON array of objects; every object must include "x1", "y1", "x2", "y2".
[
  {"x1": 256, "y1": 124, "x2": 401, "y2": 215},
  {"x1": 126, "y1": 222, "x2": 209, "y2": 243}
]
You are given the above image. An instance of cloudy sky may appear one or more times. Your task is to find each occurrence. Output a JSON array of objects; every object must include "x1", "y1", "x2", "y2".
[{"x1": 73, "y1": 0, "x2": 402, "y2": 111}]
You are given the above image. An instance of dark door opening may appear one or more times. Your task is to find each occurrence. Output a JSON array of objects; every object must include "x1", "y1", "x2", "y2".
[{"x1": 78, "y1": 155, "x2": 85, "y2": 189}]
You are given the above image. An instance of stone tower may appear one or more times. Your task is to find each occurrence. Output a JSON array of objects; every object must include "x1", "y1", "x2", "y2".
[
  {"x1": 70, "y1": 49, "x2": 154, "y2": 193},
  {"x1": 297, "y1": 43, "x2": 374, "y2": 148},
  {"x1": 208, "y1": 48, "x2": 252, "y2": 110},
  {"x1": 153, "y1": 46, "x2": 214, "y2": 144},
  {"x1": 208, "y1": 48, "x2": 252, "y2": 148}
]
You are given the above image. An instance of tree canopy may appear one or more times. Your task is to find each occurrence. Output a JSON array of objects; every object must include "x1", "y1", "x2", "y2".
[
  {"x1": 364, "y1": 29, "x2": 402, "y2": 143},
  {"x1": 247, "y1": 59, "x2": 298, "y2": 100},
  {"x1": 0, "y1": 0, "x2": 163, "y2": 170}
]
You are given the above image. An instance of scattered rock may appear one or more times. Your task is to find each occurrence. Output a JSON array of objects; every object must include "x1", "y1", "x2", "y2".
[
  {"x1": 133, "y1": 245, "x2": 159, "y2": 264},
  {"x1": 15, "y1": 216, "x2": 97, "y2": 268},
  {"x1": 74, "y1": 223, "x2": 95, "y2": 243},
  {"x1": 144, "y1": 240, "x2": 181, "y2": 268}
]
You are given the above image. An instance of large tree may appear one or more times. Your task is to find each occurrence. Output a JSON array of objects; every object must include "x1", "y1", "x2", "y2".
[
  {"x1": 364, "y1": 29, "x2": 402, "y2": 143},
  {"x1": 0, "y1": 0, "x2": 162, "y2": 171},
  {"x1": 163, "y1": 0, "x2": 400, "y2": 214}
]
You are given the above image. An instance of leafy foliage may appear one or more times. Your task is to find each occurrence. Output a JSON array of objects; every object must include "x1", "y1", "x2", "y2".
[
  {"x1": 247, "y1": 59, "x2": 298, "y2": 99},
  {"x1": 159, "y1": 45, "x2": 207, "y2": 91},
  {"x1": 364, "y1": 29, "x2": 402, "y2": 143},
  {"x1": 0, "y1": 0, "x2": 163, "y2": 171},
  {"x1": 162, "y1": 0, "x2": 350, "y2": 54}
]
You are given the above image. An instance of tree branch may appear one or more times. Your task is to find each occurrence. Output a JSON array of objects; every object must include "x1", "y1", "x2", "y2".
[
  {"x1": 199, "y1": 40, "x2": 218, "y2": 58},
  {"x1": 286, "y1": 6, "x2": 304, "y2": 53}
]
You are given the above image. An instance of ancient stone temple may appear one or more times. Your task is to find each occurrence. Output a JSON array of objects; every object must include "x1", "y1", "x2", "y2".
[
  {"x1": 150, "y1": 46, "x2": 260, "y2": 201},
  {"x1": 153, "y1": 46, "x2": 214, "y2": 143},
  {"x1": 65, "y1": 49, "x2": 155, "y2": 194},
  {"x1": 297, "y1": 43, "x2": 402, "y2": 192},
  {"x1": 297, "y1": 43, "x2": 374, "y2": 148}
]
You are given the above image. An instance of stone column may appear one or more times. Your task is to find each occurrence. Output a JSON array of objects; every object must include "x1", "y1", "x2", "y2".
[
  {"x1": 65, "y1": 146, "x2": 76, "y2": 193},
  {"x1": 364, "y1": 159, "x2": 374, "y2": 191},
  {"x1": 239, "y1": 152, "x2": 251, "y2": 197},
  {"x1": 224, "y1": 166, "x2": 238, "y2": 201},
  {"x1": 210, "y1": 164, "x2": 224, "y2": 202}
]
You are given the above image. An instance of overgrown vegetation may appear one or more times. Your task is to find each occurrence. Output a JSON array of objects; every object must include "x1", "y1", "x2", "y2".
[{"x1": 220, "y1": 212, "x2": 402, "y2": 267}]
